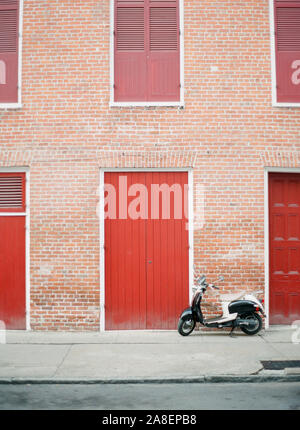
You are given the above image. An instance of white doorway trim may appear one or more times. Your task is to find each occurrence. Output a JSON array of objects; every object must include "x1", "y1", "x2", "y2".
[
  {"x1": 99, "y1": 168, "x2": 194, "y2": 332},
  {"x1": 0, "y1": 167, "x2": 30, "y2": 330},
  {"x1": 264, "y1": 167, "x2": 300, "y2": 329}
]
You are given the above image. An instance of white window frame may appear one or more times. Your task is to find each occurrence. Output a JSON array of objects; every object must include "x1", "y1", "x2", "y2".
[
  {"x1": 0, "y1": 0, "x2": 23, "y2": 109},
  {"x1": 269, "y1": 0, "x2": 300, "y2": 108},
  {"x1": 109, "y1": 0, "x2": 184, "y2": 108}
]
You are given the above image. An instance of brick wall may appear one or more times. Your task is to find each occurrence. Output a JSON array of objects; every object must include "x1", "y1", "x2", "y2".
[{"x1": 0, "y1": 1, "x2": 299, "y2": 329}]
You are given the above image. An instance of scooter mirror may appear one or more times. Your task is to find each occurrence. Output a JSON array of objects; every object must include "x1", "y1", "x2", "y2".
[{"x1": 198, "y1": 275, "x2": 206, "y2": 285}]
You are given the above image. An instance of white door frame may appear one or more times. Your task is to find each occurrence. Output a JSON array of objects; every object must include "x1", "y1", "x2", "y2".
[
  {"x1": 0, "y1": 167, "x2": 30, "y2": 330},
  {"x1": 264, "y1": 167, "x2": 300, "y2": 329},
  {"x1": 99, "y1": 168, "x2": 194, "y2": 331}
]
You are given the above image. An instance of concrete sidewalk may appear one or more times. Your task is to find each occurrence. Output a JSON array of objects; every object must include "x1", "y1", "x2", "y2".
[{"x1": 0, "y1": 326, "x2": 300, "y2": 383}]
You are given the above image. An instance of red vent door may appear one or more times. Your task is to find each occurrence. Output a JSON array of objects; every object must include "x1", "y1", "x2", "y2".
[
  {"x1": 275, "y1": 1, "x2": 300, "y2": 103},
  {"x1": 269, "y1": 173, "x2": 300, "y2": 324},
  {"x1": 0, "y1": 172, "x2": 26, "y2": 329},
  {"x1": 149, "y1": 1, "x2": 180, "y2": 101},
  {"x1": 0, "y1": 0, "x2": 19, "y2": 103}
]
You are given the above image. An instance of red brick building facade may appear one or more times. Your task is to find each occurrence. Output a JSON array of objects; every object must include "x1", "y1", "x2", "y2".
[{"x1": 0, "y1": 0, "x2": 299, "y2": 330}]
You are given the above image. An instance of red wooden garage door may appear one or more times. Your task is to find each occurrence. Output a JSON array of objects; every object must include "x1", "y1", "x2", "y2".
[
  {"x1": 269, "y1": 173, "x2": 300, "y2": 324},
  {"x1": 104, "y1": 171, "x2": 189, "y2": 330},
  {"x1": 0, "y1": 173, "x2": 26, "y2": 329}
]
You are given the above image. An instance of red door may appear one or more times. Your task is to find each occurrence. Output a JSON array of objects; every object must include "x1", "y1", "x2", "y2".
[
  {"x1": 269, "y1": 173, "x2": 300, "y2": 324},
  {"x1": 0, "y1": 173, "x2": 26, "y2": 329},
  {"x1": 104, "y1": 171, "x2": 189, "y2": 330}
]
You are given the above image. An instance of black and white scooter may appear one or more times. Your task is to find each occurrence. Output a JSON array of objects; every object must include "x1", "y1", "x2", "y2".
[{"x1": 178, "y1": 273, "x2": 265, "y2": 336}]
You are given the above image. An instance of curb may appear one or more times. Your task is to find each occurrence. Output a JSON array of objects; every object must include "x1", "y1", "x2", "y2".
[{"x1": 0, "y1": 374, "x2": 299, "y2": 384}]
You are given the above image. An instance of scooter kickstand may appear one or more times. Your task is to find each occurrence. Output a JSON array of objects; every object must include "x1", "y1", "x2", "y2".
[{"x1": 229, "y1": 324, "x2": 236, "y2": 338}]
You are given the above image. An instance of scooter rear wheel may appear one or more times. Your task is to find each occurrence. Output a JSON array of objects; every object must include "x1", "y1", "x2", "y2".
[
  {"x1": 178, "y1": 317, "x2": 196, "y2": 336},
  {"x1": 240, "y1": 313, "x2": 262, "y2": 335}
]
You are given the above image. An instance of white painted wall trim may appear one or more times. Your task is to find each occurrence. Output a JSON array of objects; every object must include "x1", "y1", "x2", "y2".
[
  {"x1": 0, "y1": 167, "x2": 29, "y2": 173},
  {"x1": 188, "y1": 169, "x2": 194, "y2": 304},
  {"x1": 110, "y1": 102, "x2": 184, "y2": 108},
  {"x1": 0, "y1": 166, "x2": 30, "y2": 330},
  {"x1": 109, "y1": 0, "x2": 185, "y2": 108},
  {"x1": 264, "y1": 168, "x2": 270, "y2": 329},
  {"x1": 25, "y1": 168, "x2": 30, "y2": 330},
  {"x1": 99, "y1": 169, "x2": 105, "y2": 332},
  {"x1": 269, "y1": 0, "x2": 277, "y2": 108},
  {"x1": 99, "y1": 167, "x2": 193, "y2": 332},
  {"x1": 269, "y1": 0, "x2": 300, "y2": 108},
  {"x1": 264, "y1": 166, "x2": 300, "y2": 329},
  {"x1": 0, "y1": 0, "x2": 23, "y2": 110},
  {"x1": 109, "y1": 0, "x2": 114, "y2": 109}
]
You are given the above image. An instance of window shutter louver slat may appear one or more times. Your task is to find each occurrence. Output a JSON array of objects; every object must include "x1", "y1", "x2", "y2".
[
  {"x1": 0, "y1": 174, "x2": 25, "y2": 212},
  {"x1": 277, "y1": 8, "x2": 300, "y2": 51},
  {"x1": 117, "y1": 7, "x2": 144, "y2": 51},
  {"x1": 0, "y1": 0, "x2": 19, "y2": 103},
  {"x1": 275, "y1": 1, "x2": 300, "y2": 103},
  {"x1": 150, "y1": 7, "x2": 178, "y2": 51},
  {"x1": 0, "y1": 9, "x2": 18, "y2": 52}
]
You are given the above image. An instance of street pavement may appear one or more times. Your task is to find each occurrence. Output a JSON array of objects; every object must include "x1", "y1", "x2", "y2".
[
  {"x1": 0, "y1": 382, "x2": 299, "y2": 410},
  {"x1": 0, "y1": 326, "x2": 299, "y2": 383}
]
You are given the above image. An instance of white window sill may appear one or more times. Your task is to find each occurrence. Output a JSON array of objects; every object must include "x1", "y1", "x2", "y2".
[
  {"x1": 272, "y1": 102, "x2": 300, "y2": 108},
  {"x1": 0, "y1": 103, "x2": 22, "y2": 109},
  {"x1": 110, "y1": 101, "x2": 184, "y2": 108}
]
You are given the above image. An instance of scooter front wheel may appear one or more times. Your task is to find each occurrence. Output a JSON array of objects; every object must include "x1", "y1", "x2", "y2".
[{"x1": 178, "y1": 317, "x2": 196, "y2": 336}]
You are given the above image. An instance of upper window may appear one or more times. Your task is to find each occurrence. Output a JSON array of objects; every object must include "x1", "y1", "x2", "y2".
[
  {"x1": 113, "y1": 0, "x2": 181, "y2": 105},
  {"x1": 0, "y1": 0, "x2": 20, "y2": 106},
  {"x1": 273, "y1": 0, "x2": 300, "y2": 104}
]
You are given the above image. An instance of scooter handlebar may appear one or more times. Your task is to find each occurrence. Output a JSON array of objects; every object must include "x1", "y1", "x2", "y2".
[{"x1": 209, "y1": 284, "x2": 220, "y2": 290}]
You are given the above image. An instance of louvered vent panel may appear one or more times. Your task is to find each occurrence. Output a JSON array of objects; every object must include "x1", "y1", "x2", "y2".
[
  {"x1": 117, "y1": 7, "x2": 144, "y2": 51},
  {"x1": 0, "y1": 9, "x2": 18, "y2": 53},
  {"x1": 150, "y1": 7, "x2": 177, "y2": 51},
  {"x1": 0, "y1": 176, "x2": 23, "y2": 209},
  {"x1": 277, "y1": 7, "x2": 300, "y2": 51}
]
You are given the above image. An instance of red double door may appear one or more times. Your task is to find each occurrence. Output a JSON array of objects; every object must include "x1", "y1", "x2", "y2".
[
  {"x1": 269, "y1": 173, "x2": 300, "y2": 324},
  {"x1": 104, "y1": 172, "x2": 189, "y2": 330}
]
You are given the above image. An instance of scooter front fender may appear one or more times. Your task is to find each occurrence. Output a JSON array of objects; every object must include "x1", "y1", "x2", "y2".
[
  {"x1": 179, "y1": 307, "x2": 202, "y2": 323},
  {"x1": 179, "y1": 307, "x2": 195, "y2": 321}
]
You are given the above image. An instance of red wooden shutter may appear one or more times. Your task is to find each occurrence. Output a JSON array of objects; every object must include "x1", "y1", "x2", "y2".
[
  {"x1": 114, "y1": 0, "x2": 180, "y2": 102},
  {"x1": 114, "y1": 1, "x2": 147, "y2": 101},
  {"x1": 149, "y1": 0, "x2": 180, "y2": 101},
  {"x1": 0, "y1": 0, "x2": 19, "y2": 103},
  {"x1": 0, "y1": 173, "x2": 25, "y2": 212},
  {"x1": 274, "y1": 1, "x2": 300, "y2": 103}
]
